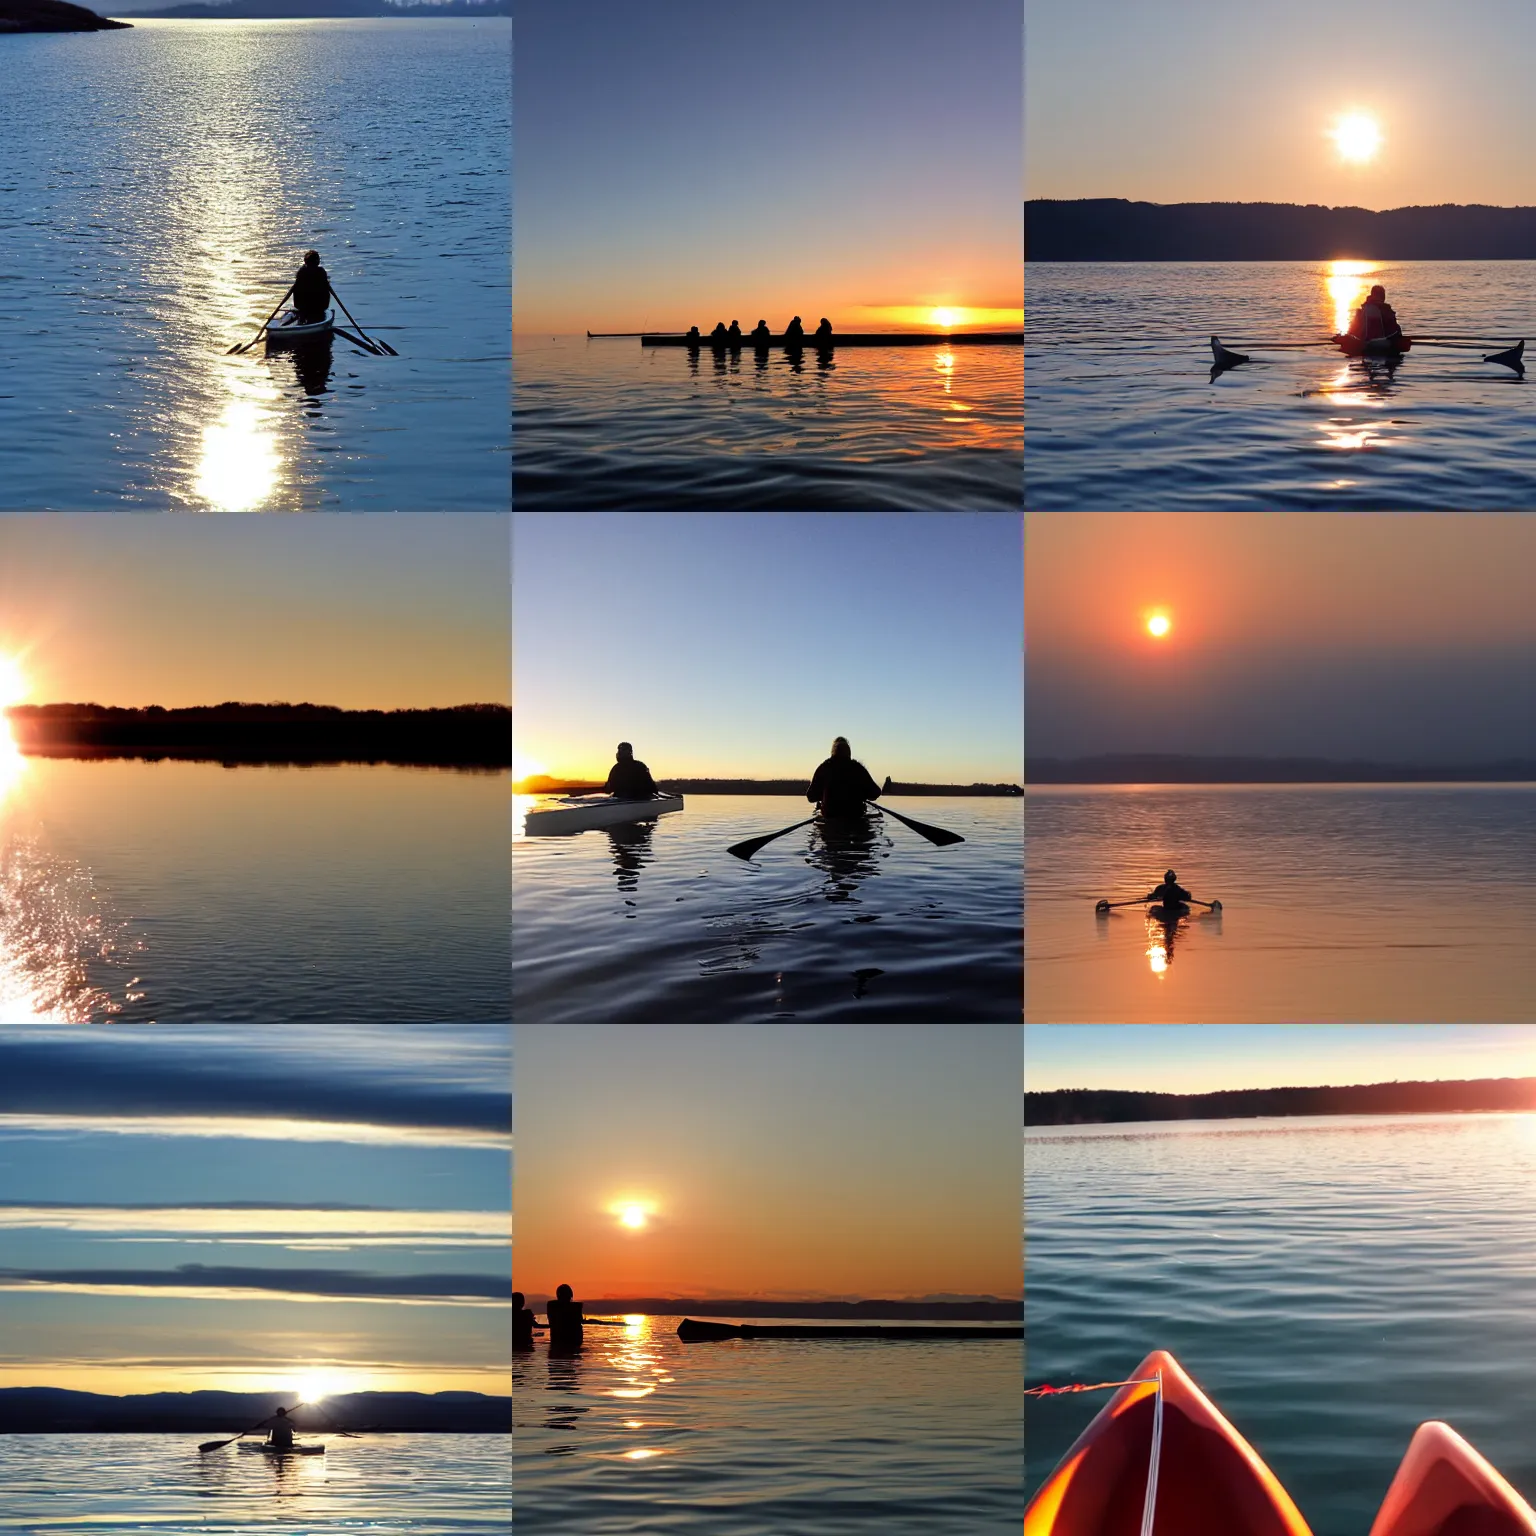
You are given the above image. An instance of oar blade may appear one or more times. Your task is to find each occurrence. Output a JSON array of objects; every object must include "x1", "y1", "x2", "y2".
[{"x1": 1484, "y1": 339, "x2": 1526, "y2": 371}]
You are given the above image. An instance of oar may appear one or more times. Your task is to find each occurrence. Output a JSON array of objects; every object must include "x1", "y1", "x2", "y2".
[
  {"x1": 727, "y1": 818, "x2": 817, "y2": 861},
  {"x1": 871, "y1": 803, "x2": 964, "y2": 847},
  {"x1": 199, "y1": 1414, "x2": 284, "y2": 1454},
  {"x1": 227, "y1": 285, "x2": 294, "y2": 355},
  {"x1": 329, "y1": 283, "x2": 396, "y2": 355},
  {"x1": 1095, "y1": 896, "x2": 1223, "y2": 913},
  {"x1": 333, "y1": 324, "x2": 384, "y2": 356}
]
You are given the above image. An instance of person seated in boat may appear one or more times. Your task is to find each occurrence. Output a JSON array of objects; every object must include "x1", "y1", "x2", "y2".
[
  {"x1": 709, "y1": 321, "x2": 729, "y2": 343},
  {"x1": 546, "y1": 1284, "x2": 585, "y2": 1353},
  {"x1": 814, "y1": 317, "x2": 834, "y2": 342},
  {"x1": 727, "y1": 319, "x2": 743, "y2": 342},
  {"x1": 750, "y1": 319, "x2": 772, "y2": 344},
  {"x1": 1347, "y1": 285, "x2": 1401, "y2": 345},
  {"x1": 514, "y1": 1292, "x2": 544, "y2": 1349},
  {"x1": 1144, "y1": 869, "x2": 1192, "y2": 908},
  {"x1": 684, "y1": 325, "x2": 702, "y2": 345},
  {"x1": 807, "y1": 736, "x2": 882, "y2": 819},
  {"x1": 253, "y1": 1405, "x2": 297, "y2": 1449},
  {"x1": 783, "y1": 315, "x2": 805, "y2": 342},
  {"x1": 291, "y1": 250, "x2": 331, "y2": 324},
  {"x1": 604, "y1": 742, "x2": 657, "y2": 801}
]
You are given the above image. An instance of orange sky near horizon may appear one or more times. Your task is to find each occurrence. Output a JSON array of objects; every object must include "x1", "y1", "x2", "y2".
[{"x1": 513, "y1": 1025, "x2": 1022, "y2": 1303}]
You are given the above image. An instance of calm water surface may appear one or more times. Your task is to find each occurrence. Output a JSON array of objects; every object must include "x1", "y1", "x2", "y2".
[
  {"x1": 1025, "y1": 1114, "x2": 1536, "y2": 1536},
  {"x1": 2, "y1": 22, "x2": 510, "y2": 511},
  {"x1": 1026, "y1": 262, "x2": 1536, "y2": 509},
  {"x1": 514, "y1": 1314, "x2": 1021, "y2": 1535},
  {"x1": 513, "y1": 796, "x2": 1021, "y2": 1021},
  {"x1": 513, "y1": 335, "x2": 1022, "y2": 509},
  {"x1": 0, "y1": 759, "x2": 509, "y2": 1022},
  {"x1": 0, "y1": 1433, "x2": 509, "y2": 1534},
  {"x1": 1026, "y1": 784, "x2": 1536, "y2": 1022}
]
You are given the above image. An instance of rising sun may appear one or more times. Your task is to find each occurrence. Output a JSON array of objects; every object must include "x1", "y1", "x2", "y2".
[
  {"x1": 0, "y1": 655, "x2": 28, "y2": 710},
  {"x1": 1330, "y1": 111, "x2": 1382, "y2": 165},
  {"x1": 1146, "y1": 613, "x2": 1172, "y2": 638}
]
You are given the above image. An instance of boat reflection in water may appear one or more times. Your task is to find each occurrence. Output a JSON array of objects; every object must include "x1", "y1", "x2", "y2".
[{"x1": 270, "y1": 336, "x2": 335, "y2": 400}]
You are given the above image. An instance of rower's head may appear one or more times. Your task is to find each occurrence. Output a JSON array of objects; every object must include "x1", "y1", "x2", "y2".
[
  {"x1": 303, "y1": 250, "x2": 321, "y2": 266},
  {"x1": 274, "y1": 1406, "x2": 289, "y2": 1418},
  {"x1": 831, "y1": 736, "x2": 851, "y2": 759},
  {"x1": 513, "y1": 1292, "x2": 524, "y2": 1308},
  {"x1": 556, "y1": 1284, "x2": 574, "y2": 1301},
  {"x1": 1164, "y1": 869, "x2": 1178, "y2": 883},
  {"x1": 616, "y1": 742, "x2": 633, "y2": 761},
  {"x1": 1369, "y1": 284, "x2": 1385, "y2": 301}
]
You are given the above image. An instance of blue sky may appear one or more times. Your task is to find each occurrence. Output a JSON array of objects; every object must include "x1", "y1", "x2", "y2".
[
  {"x1": 1025, "y1": 1025, "x2": 1536, "y2": 1095},
  {"x1": 514, "y1": 0, "x2": 1022, "y2": 333},
  {"x1": 513, "y1": 513, "x2": 1023, "y2": 783},
  {"x1": 0, "y1": 1026, "x2": 510, "y2": 1396}
]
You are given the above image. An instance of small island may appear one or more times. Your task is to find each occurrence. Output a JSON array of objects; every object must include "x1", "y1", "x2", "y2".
[
  {"x1": 6, "y1": 702, "x2": 510, "y2": 769},
  {"x1": 125, "y1": 0, "x2": 507, "y2": 15},
  {"x1": 0, "y1": 0, "x2": 129, "y2": 30}
]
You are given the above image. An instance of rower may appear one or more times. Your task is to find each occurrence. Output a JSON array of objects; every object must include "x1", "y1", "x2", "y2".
[
  {"x1": 253, "y1": 1405, "x2": 297, "y2": 1450},
  {"x1": 684, "y1": 325, "x2": 702, "y2": 346},
  {"x1": 546, "y1": 1284, "x2": 585, "y2": 1353},
  {"x1": 605, "y1": 741, "x2": 657, "y2": 801},
  {"x1": 784, "y1": 314, "x2": 805, "y2": 342},
  {"x1": 291, "y1": 250, "x2": 331, "y2": 324},
  {"x1": 514, "y1": 1292, "x2": 543, "y2": 1349},
  {"x1": 807, "y1": 735, "x2": 882, "y2": 818},
  {"x1": 1144, "y1": 869, "x2": 1192, "y2": 907},
  {"x1": 710, "y1": 321, "x2": 729, "y2": 343},
  {"x1": 1347, "y1": 284, "x2": 1402, "y2": 348},
  {"x1": 814, "y1": 317, "x2": 833, "y2": 342},
  {"x1": 750, "y1": 319, "x2": 772, "y2": 344},
  {"x1": 727, "y1": 319, "x2": 742, "y2": 342}
]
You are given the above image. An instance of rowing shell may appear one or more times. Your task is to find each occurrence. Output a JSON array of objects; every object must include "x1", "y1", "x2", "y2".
[
  {"x1": 266, "y1": 310, "x2": 335, "y2": 348},
  {"x1": 642, "y1": 331, "x2": 1022, "y2": 348}
]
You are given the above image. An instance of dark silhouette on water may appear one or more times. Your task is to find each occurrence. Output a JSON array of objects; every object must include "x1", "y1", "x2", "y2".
[
  {"x1": 807, "y1": 736, "x2": 882, "y2": 819},
  {"x1": 546, "y1": 1283, "x2": 585, "y2": 1354},
  {"x1": 292, "y1": 251, "x2": 331, "y2": 324},
  {"x1": 603, "y1": 741, "x2": 658, "y2": 800},
  {"x1": 513, "y1": 1292, "x2": 542, "y2": 1350}
]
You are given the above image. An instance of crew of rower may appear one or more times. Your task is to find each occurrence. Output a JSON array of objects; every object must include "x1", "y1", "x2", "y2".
[
  {"x1": 1347, "y1": 284, "x2": 1403, "y2": 346},
  {"x1": 515, "y1": 1285, "x2": 625, "y2": 1353},
  {"x1": 683, "y1": 315, "x2": 837, "y2": 346}
]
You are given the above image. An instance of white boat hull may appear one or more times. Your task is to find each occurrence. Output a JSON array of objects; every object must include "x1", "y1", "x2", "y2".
[{"x1": 524, "y1": 794, "x2": 684, "y2": 835}]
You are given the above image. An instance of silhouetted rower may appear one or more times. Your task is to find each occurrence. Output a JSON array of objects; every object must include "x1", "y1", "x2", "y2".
[
  {"x1": 292, "y1": 250, "x2": 330, "y2": 323},
  {"x1": 546, "y1": 1283, "x2": 585, "y2": 1352},
  {"x1": 808, "y1": 735, "x2": 882, "y2": 819},
  {"x1": 605, "y1": 741, "x2": 657, "y2": 800}
]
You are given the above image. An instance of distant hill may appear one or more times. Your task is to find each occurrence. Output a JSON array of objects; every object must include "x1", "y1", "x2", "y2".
[
  {"x1": 1026, "y1": 1077, "x2": 1536, "y2": 1127},
  {"x1": 0, "y1": 1387, "x2": 508, "y2": 1433},
  {"x1": 124, "y1": 0, "x2": 507, "y2": 14},
  {"x1": 1028, "y1": 754, "x2": 1536, "y2": 785},
  {"x1": 0, "y1": 0, "x2": 129, "y2": 29},
  {"x1": 1026, "y1": 198, "x2": 1536, "y2": 261}
]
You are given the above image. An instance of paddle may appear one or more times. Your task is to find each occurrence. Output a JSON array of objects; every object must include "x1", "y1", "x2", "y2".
[
  {"x1": 1095, "y1": 896, "x2": 1223, "y2": 913},
  {"x1": 333, "y1": 324, "x2": 383, "y2": 356},
  {"x1": 227, "y1": 285, "x2": 295, "y2": 355},
  {"x1": 871, "y1": 803, "x2": 964, "y2": 847},
  {"x1": 727, "y1": 817, "x2": 817, "y2": 861},
  {"x1": 330, "y1": 283, "x2": 396, "y2": 356}
]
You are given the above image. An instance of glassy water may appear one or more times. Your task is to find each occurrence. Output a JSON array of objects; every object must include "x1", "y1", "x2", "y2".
[
  {"x1": 2, "y1": 21, "x2": 510, "y2": 511},
  {"x1": 1025, "y1": 1113, "x2": 1536, "y2": 1536},
  {"x1": 512, "y1": 795, "x2": 1022, "y2": 1021},
  {"x1": 1026, "y1": 783, "x2": 1536, "y2": 1022},
  {"x1": 0, "y1": 1433, "x2": 509, "y2": 1534},
  {"x1": 513, "y1": 335, "x2": 1023, "y2": 509},
  {"x1": 1025, "y1": 262, "x2": 1536, "y2": 509},
  {"x1": 0, "y1": 758, "x2": 509, "y2": 1022},
  {"x1": 514, "y1": 1314, "x2": 1021, "y2": 1535}
]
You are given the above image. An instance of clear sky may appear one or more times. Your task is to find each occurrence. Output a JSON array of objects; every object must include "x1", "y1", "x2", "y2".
[
  {"x1": 1025, "y1": 1025, "x2": 1536, "y2": 1095},
  {"x1": 514, "y1": 0, "x2": 1023, "y2": 334},
  {"x1": 513, "y1": 513, "x2": 1023, "y2": 784},
  {"x1": 513, "y1": 1024, "x2": 1022, "y2": 1303},
  {"x1": 0, "y1": 516, "x2": 508, "y2": 711},
  {"x1": 1027, "y1": 0, "x2": 1536, "y2": 207},
  {"x1": 1027, "y1": 513, "x2": 1536, "y2": 764},
  {"x1": 0, "y1": 1026, "x2": 510, "y2": 1395}
]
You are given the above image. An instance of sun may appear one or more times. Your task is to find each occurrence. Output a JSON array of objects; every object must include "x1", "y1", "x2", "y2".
[
  {"x1": 609, "y1": 1199, "x2": 653, "y2": 1230},
  {"x1": 1329, "y1": 111, "x2": 1382, "y2": 165},
  {"x1": 293, "y1": 1370, "x2": 352, "y2": 1404},
  {"x1": 1146, "y1": 613, "x2": 1171, "y2": 639},
  {"x1": 931, "y1": 307, "x2": 958, "y2": 329},
  {"x1": 512, "y1": 749, "x2": 546, "y2": 785},
  {"x1": 0, "y1": 655, "x2": 28, "y2": 710}
]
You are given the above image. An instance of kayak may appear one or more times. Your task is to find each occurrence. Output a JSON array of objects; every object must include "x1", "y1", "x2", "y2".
[
  {"x1": 266, "y1": 310, "x2": 335, "y2": 348},
  {"x1": 523, "y1": 793, "x2": 683, "y2": 836},
  {"x1": 678, "y1": 1318, "x2": 1021, "y2": 1341},
  {"x1": 240, "y1": 1441, "x2": 325, "y2": 1456},
  {"x1": 1025, "y1": 1350, "x2": 1312, "y2": 1536},
  {"x1": 1369, "y1": 1420, "x2": 1536, "y2": 1536},
  {"x1": 1148, "y1": 903, "x2": 1191, "y2": 921},
  {"x1": 1334, "y1": 331, "x2": 1411, "y2": 358}
]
